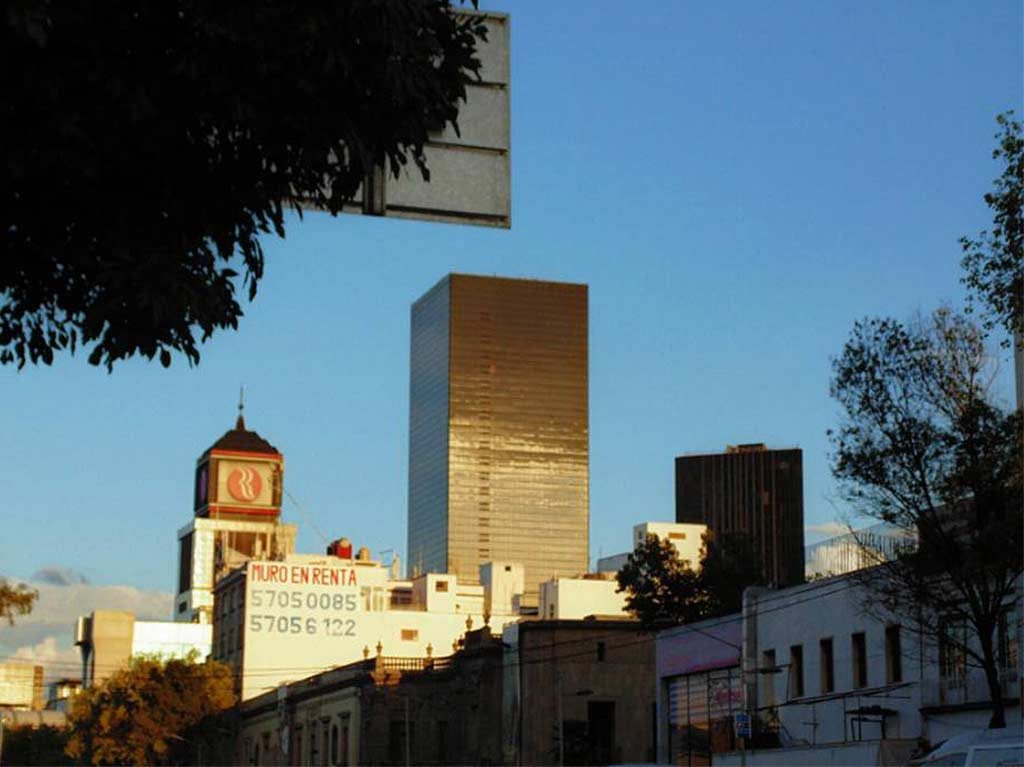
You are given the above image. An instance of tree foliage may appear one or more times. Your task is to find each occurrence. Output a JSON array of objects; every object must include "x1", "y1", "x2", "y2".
[
  {"x1": 2, "y1": 0, "x2": 486, "y2": 370},
  {"x1": 616, "y1": 531, "x2": 764, "y2": 629},
  {"x1": 960, "y1": 112, "x2": 1023, "y2": 342},
  {"x1": 0, "y1": 578, "x2": 38, "y2": 625},
  {"x1": 65, "y1": 654, "x2": 236, "y2": 765},
  {"x1": 1, "y1": 724, "x2": 73, "y2": 766},
  {"x1": 830, "y1": 308, "x2": 1022, "y2": 728}
]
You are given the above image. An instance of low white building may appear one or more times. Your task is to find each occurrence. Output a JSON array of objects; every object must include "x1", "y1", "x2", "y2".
[
  {"x1": 596, "y1": 521, "x2": 708, "y2": 574},
  {"x1": 538, "y1": 572, "x2": 629, "y2": 620},
  {"x1": 74, "y1": 610, "x2": 212, "y2": 687},
  {"x1": 213, "y1": 553, "x2": 525, "y2": 701},
  {"x1": 656, "y1": 570, "x2": 1023, "y2": 766},
  {"x1": 741, "y1": 575, "x2": 1020, "y2": 751}
]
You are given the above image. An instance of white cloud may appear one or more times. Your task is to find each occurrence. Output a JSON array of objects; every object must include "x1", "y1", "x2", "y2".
[
  {"x1": 11, "y1": 636, "x2": 81, "y2": 681},
  {"x1": 804, "y1": 521, "x2": 850, "y2": 539},
  {"x1": 0, "y1": 578, "x2": 173, "y2": 683}
]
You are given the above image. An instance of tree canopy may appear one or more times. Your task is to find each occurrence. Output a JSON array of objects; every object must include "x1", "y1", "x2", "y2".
[
  {"x1": 616, "y1": 531, "x2": 764, "y2": 630},
  {"x1": 830, "y1": 308, "x2": 1022, "y2": 728},
  {"x1": 0, "y1": 578, "x2": 38, "y2": 625},
  {"x1": 65, "y1": 654, "x2": 236, "y2": 765},
  {"x1": 960, "y1": 112, "x2": 1023, "y2": 342},
  {"x1": 2, "y1": 1, "x2": 486, "y2": 370}
]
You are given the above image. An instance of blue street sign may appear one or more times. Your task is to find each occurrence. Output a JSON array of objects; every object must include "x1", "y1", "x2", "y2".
[{"x1": 734, "y1": 712, "x2": 752, "y2": 739}]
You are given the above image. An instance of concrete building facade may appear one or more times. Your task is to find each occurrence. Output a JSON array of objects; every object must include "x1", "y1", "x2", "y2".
[
  {"x1": 407, "y1": 274, "x2": 590, "y2": 601},
  {"x1": 235, "y1": 619, "x2": 655, "y2": 766},
  {"x1": 0, "y1": 662, "x2": 44, "y2": 710},
  {"x1": 504, "y1": 619, "x2": 656, "y2": 765},
  {"x1": 74, "y1": 610, "x2": 212, "y2": 687}
]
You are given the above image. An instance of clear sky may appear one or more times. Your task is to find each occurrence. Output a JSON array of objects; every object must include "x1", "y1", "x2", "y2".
[{"x1": 1, "y1": 1, "x2": 1021, "y2": 674}]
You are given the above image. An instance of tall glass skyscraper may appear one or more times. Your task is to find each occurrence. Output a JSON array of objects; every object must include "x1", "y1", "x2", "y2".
[{"x1": 407, "y1": 274, "x2": 589, "y2": 600}]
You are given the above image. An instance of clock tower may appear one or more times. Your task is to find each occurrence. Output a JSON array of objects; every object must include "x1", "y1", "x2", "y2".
[
  {"x1": 175, "y1": 407, "x2": 296, "y2": 623},
  {"x1": 194, "y1": 411, "x2": 284, "y2": 520}
]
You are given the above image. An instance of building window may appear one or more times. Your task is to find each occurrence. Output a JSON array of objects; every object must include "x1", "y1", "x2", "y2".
[
  {"x1": 939, "y1": 619, "x2": 967, "y2": 680},
  {"x1": 669, "y1": 532, "x2": 686, "y2": 540},
  {"x1": 852, "y1": 632, "x2": 868, "y2": 688},
  {"x1": 435, "y1": 580, "x2": 449, "y2": 593},
  {"x1": 885, "y1": 625, "x2": 902, "y2": 684},
  {"x1": 788, "y1": 645, "x2": 803, "y2": 699},
  {"x1": 820, "y1": 638, "x2": 834, "y2": 693},
  {"x1": 436, "y1": 721, "x2": 448, "y2": 763},
  {"x1": 310, "y1": 722, "x2": 318, "y2": 765},
  {"x1": 998, "y1": 609, "x2": 1018, "y2": 672},
  {"x1": 597, "y1": 641, "x2": 606, "y2": 662},
  {"x1": 761, "y1": 649, "x2": 777, "y2": 705},
  {"x1": 339, "y1": 715, "x2": 351, "y2": 767},
  {"x1": 178, "y1": 533, "x2": 193, "y2": 593},
  {"x1": 401, "y1": 629, "x2": 419, "y2": 641},
  {"x1": 389, "y1": 720, "x2": 414, "y2": 765},
  {"x1": 331, "y1": 725, "x2": 338, "y2": 765}
]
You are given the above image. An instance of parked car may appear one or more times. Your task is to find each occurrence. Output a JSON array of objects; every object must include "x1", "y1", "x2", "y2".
[{"x1": 917, "y1": 726, "x2": 1023, "y2": 766}]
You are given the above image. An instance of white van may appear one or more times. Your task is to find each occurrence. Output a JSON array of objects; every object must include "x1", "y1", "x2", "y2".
[{"x1": 918, "y1": 726, "x2": 1023, "y2": 766}]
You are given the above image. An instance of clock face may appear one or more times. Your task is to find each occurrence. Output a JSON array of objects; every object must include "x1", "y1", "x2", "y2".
[{"x1": 227, "y1": 466, "x2": 263, "y2": 502}]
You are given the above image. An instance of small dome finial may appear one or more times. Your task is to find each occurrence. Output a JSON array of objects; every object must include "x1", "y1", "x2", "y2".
[{"x1": 236, "y1": 386, "x2": 246, "y2": 430}]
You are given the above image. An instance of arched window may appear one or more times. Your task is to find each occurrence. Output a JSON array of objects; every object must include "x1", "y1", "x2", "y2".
[{"x1": 331, "y1": 724, "x2": 339, "y2": 765}]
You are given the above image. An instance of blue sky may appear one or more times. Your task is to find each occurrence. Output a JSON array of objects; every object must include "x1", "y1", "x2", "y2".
[{"x1": 1, "y1": 0, "x2": 1020, "y2": 635}]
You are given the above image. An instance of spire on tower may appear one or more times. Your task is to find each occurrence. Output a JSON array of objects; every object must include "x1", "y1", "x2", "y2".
[{"x1": 236, "y1": 386, "x2": 246, "y2": 430}]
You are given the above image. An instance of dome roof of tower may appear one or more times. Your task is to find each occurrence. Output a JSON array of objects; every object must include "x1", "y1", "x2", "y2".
[{"x1": 203, "y1": 414, "x2": 280, "y2": 457}]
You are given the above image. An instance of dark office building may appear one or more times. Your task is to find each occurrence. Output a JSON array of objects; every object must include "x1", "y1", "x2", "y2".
[
  {"x1": 675, "y1": 444, "x2": 804, "y2": 586},
  {"x1": 407, "y1": 274, "x2": 589, "y2": 600}
]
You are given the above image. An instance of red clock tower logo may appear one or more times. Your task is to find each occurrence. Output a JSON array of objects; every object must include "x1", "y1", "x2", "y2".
[{"x1": 227, "y1": 466, "x2": 263, "y2": 502}]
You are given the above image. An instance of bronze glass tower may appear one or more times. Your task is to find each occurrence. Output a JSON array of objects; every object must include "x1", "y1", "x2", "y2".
[
  {"x1": 675, "y1": 444, "x2": 804, "y2": 586},
  {"x1": 408, "y1": 274, "x2": 589, "y2": 599}
]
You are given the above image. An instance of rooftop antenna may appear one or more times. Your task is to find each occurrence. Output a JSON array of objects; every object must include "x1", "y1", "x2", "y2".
[{"x1": 236, "y1": 385, "x2": 246, "y2": 429}]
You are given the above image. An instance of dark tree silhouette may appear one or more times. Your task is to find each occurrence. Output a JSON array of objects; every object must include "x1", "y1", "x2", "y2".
[
  {"x1": 616, "y1": 531, "x2": 764, "y2": 629},
  {"x1": 2, "y1": 1, "x2": 486, "y2": 369},
  {"x1": 960, "y1": 112, "x2": 1023, "y2": 343},
  {"x1": 830, "y1": 308, "x2": 1022, "y2": 729}
]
